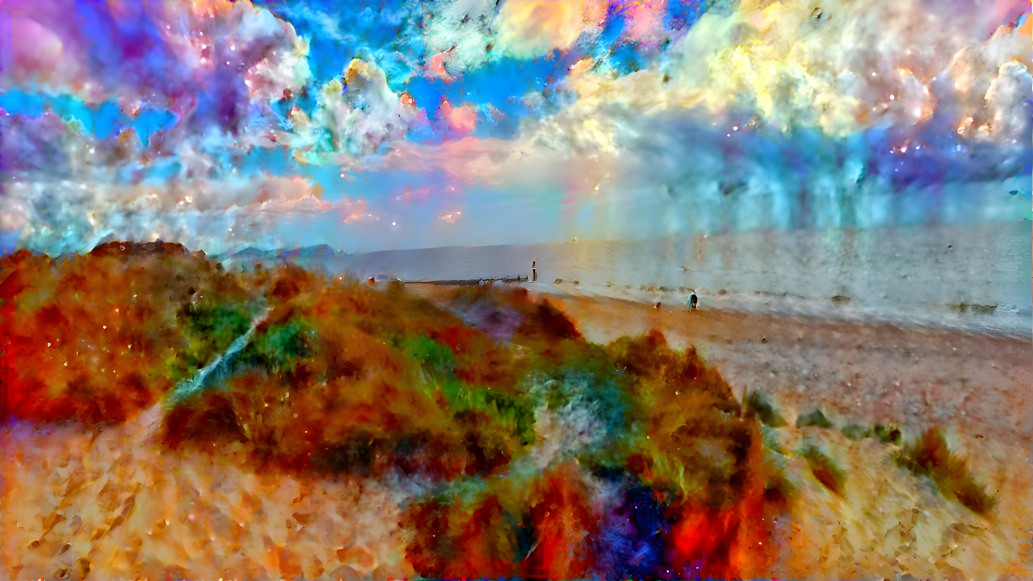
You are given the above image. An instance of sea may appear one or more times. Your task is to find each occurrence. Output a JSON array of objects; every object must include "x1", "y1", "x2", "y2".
[{"x1": 240, "y1": 222, "x2": 1032, "y2": 338}]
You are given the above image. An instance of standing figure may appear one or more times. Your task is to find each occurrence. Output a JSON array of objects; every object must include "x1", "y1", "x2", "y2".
[
  {"x1": 531, "y1": 259, "x2": 537, "y2": 282},
  {"x1": 686, "y1": 289, "x2": 698, "y2": 310}
]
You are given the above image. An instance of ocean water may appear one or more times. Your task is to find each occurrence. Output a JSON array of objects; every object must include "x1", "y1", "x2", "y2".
[{"x1": 296, "y1": 222, "x2": 1031, "y2": 337}]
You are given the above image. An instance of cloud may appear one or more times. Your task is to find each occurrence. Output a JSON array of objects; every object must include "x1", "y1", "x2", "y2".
[
  {"x1": 439, "y1": 99, "x2": 479, "y2": 136},
  {"x1": 3, "y1": 2, "x2": 303, "y2": 103},
  {"x1": 420, "y1": 0, "x2": 609, "y2": 76},
  {"x1": 661, "y1": 0, "x2": 1029, "y2": 135},
  {"x1": 475, "y1": 0, "x2": 1032, "y2": 165},
  {"x1": 286, "y1": 58, "x2": 425, "y2": 165},
  {"x1": 0, "y1": 105, "x2": 338, "y2": 254},
  {"x1": 2, "y1": 0, "x2": 1030, "y2": 255},
  {"x1": 494, "y1": 0, "x2": 608, "y2": 59},
  {"x1": 4, "y1": 11, "x2": 87, "y2": 93},
  {"x1": 420, "y1": 0, "x2": 501, "y2": 74},
  {"x1": 0, "y1": 172, "x2": 365, "y2": 255},
  {"x1": 947, "y1": 20, "x2": 1032, "y2": 142},
  {"x1": 984, "y1": 61, "x2": 1032, "y2": 142}
]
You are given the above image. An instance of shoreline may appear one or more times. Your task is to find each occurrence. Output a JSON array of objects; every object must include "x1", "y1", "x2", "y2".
[{"x1": 403, "y1": 278, "x2": 1032, "y2": 339}]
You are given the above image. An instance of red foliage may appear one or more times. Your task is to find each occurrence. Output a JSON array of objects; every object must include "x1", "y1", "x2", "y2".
[
  {"x1": 522, "y1": 462, "x2": 598, "y2": 579},
  {"x1": 0, "y1": 242, "x2": 249, "y2": 425},
  {"x1": 666, "y1": 504, "x2": 739, "y2": 576},
  {"x1": 161, "y1": 391, "x2": 248, "y2": 451},
  {"x1": 400, "y1": 498, "x2": 456, "y2": 578}
]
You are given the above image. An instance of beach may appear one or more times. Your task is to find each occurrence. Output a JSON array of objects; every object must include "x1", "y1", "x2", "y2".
[{"x1": 3, "y1": 277, "x2": 1031, "y2": 579}]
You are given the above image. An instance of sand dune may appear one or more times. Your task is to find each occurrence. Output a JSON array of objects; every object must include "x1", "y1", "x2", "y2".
[{"x1": 4, "y1": 286, "x2": 1031, "y2": 579}]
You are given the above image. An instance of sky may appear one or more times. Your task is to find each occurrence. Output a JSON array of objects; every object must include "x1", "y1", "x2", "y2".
[{"x1": 0, "y1": 0, "x2": 1030, "y2": 255}]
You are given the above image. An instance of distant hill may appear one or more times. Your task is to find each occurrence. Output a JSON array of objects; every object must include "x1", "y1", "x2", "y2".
[
  {"x1": 213, "y1": 244, "x2": 343, "y2": 266},
  {"x1": 277, "y1": 244, "x2": 339, "y2": 260}
]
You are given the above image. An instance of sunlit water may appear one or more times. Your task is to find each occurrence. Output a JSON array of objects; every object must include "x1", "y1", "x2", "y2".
[{"x1": 257, "y1": 222, "x2": 1031, "y2": 338}]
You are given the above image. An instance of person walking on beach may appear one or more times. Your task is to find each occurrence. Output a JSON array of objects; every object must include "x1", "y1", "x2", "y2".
[
  {"x1": 686, "y1": 289, "x2": 698, "y2": 310},
  {"x1": 531, "y1": 259, "x2": 537, "y2": 282}
]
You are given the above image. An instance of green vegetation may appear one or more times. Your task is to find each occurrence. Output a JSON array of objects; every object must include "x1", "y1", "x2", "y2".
[
  {"x1": 744, "y1": 391, "x2": 788, "y2": 427},
  {"x1": 842, "y1": 422, "x2": 902, "y2": 444},
  {"x1": 799, "y1": 445, "x2": 846, "y2": 496},
  {"x1": 895, "y1": 429, "x2": 996, "y2": 514},
  {"x1": 796, "y1": 408, "x2": 835, "y2": 429}
]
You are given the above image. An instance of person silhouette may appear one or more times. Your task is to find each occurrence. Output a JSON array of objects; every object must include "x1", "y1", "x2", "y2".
[{"x1": 531, "y1": 259, "x2": 537, "y2": 282}]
